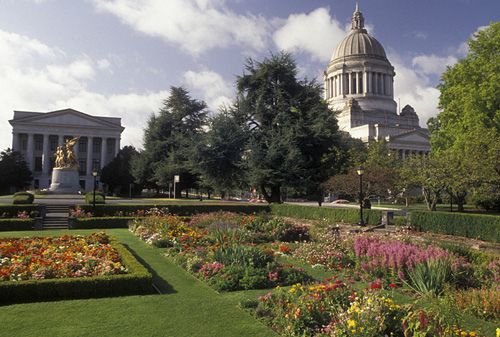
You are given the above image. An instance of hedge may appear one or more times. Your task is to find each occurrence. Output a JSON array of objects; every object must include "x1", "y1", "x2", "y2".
[
  {"x1": 0, "y1": 219, "x2": 34, "y2": 231},
  {"x1": 12, "y1": 192, "x2": 34, "y2": 204},
  {"x1": 0, "y1": 239, "x2": 153, "y2": 304},
  {"x1": 85, "y1": 192, "x2": 105, "y2": 204},
  {"x1": 75, "y1": 203, "x2": 271, "y2": 217},
  {"x1": 270, "y1": 204, "x2": 382, "y2": 225},
  {"x1": 0, "y1": 204, "x2": 42, "y2": 218},
  {"x1": 411, "y1": 211, "x2": 500, "y2": 243},
  {"x1": 70, "y1": 217, "x2": 136, "y2": 229}
]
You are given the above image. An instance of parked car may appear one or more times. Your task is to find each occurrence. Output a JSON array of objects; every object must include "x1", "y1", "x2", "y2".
[{"x1": 331, "y1": 199, "x2": 350, "y2": 204}]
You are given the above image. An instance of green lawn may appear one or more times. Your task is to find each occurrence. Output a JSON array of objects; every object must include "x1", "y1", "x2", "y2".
[{"x1": 0, "y1": 229, "x2": 276, "y2": 337}]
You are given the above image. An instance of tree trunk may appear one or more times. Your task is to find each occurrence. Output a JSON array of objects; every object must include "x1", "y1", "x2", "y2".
[
  {"x1": 456, "y1": 191, "x2": 467, "y2": 212},
  {"x1": 261, "y1": 184, "x2": 282, "y2": 203},
  {"x1": 422, "y1": 188, "x2": 433, "y2": 211},
  {"x1": 207, "y1": 190, "x2": 211, "y2": 199}
]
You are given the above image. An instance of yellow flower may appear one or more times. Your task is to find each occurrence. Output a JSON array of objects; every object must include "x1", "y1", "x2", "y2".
[
  {"x1": 496, "y1": 328, "x2": 500, "y2": 337},
  {"x1": 347, "y1": 319, "x2": 356, "y2": 328}
]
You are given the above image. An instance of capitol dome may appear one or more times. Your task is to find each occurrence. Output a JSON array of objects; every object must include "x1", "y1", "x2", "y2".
[{"x1": 331, "y1": 4, "x2": 387, "y2": 62}]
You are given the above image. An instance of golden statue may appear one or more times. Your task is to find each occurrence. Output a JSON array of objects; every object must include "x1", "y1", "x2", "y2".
[{"x1": 54, "y1": 137, "x2": 80, "y2": 169}]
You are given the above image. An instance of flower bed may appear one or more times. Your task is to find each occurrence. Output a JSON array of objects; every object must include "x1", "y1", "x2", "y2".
[
  {"x1": 0, "y1": 233, "x2": 152, "y2": 303},
  {"x1": 130, "y1": 211, "x2": 312, "y2": 291}
]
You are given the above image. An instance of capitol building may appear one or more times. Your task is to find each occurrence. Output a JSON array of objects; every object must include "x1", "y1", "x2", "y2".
[{"x1": 324, "y1": 4, "x2": 430, "y2": 157}]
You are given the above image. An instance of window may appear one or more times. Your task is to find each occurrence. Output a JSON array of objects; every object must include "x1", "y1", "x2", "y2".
[
  {"x1": 107, "y1": 139, "x2": 115, "y2": 156},
  {"x1": 351, "y1": 73, "x2": 357, "y2": 94},
  {"x1": 49, "y1": 157, "x2": 55, "y2": 171},
  {"x1": 358, "y1": 72, "x2": 363, "y2": 93},
  {"x1": 92, "y1": 159, "x2": 101, "y2": 171},
  {"x1": 79, "y1": 159, "x2": 87, "y2": 176},
  {"x1": 79, "y1": 137, "x2": 87, "y2": 153},
  {"x1": 34, "y1": 179, "x2": 39, "y2": 189},
  {"x1": 49, "y1": 136, "x2": 58, "y2": 152},
  {"x1": 79, "y1": 180, "x2": 86, "y2": 190},
  {"x1": 21, "y1": 135, "x2": 28, "y2": 151},
  {"x1": 93, "y1": 138, "x2": 101, "y2": 153},
  {"x1": 34, "y1": 135, "x2": 43, "y2": 151},
  {"x1": 34, "y1": 157, "x2": 43, "y2": 172}
]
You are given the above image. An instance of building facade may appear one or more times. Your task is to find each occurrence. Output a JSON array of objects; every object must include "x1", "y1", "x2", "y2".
[
  {"x1": 9, "y1": 108, "x2": 124, "y2": 191},
  {"x1": 324, "y1": 4, "x2": 430, "y2": 157}
]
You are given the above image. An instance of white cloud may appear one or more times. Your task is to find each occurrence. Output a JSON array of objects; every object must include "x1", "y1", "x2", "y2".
[
  {"x1": 0, "y1": 29, "x2": 166, "y2": 150},
  {"x1": 412, "y1": 54, "x2": 458, "y2": 76},
  {"x1": 273, "y1": 8, "x2": 347, "y2": 62},
  {"x1": 90, "y1": 0, "x2": 270, "y2": 55},
  {"x1": 183, "y1": 70, "x2": 233, "y2": 111}
]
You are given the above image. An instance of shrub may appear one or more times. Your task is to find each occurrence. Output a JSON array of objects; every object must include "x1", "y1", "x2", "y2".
[
  {"x1": 411, "y1": 211, "x2": 500, "y2": 243},
  {"x1": 85, "y1": 192, "x2": 105, "y2": 204},
  {"x1": 270, "y1": 204, "x2": 382, "y2": 225},
  {"x1": 12, "y1": 192, "x2": 34, "y2": 204},
  {"x1": 75, "y1": 203, "x2": 270, "y2": 217},
  {"x1": 212, "y1": 245, "x2": 273, "y2": 268},
  {"x1": 0, "y1": 205, "x2": 40, "y2": 218},
  {"x1": 0, "y1": 218, "x2": 34, "y2": 231},
  {"x1": 70, "y1": 217, "x2": 135, "y2": 229}
]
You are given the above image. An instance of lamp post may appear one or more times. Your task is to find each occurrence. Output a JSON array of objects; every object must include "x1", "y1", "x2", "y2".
[
  {"x1": 356, "y1": 166, "x2": 365, "y2": 226},
  {"x1": 92, "y1": 170, "x2": 98, "y2": 208}
]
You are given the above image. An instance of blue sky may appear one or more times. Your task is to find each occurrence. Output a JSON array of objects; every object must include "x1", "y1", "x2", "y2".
[{"x1": 0, "y1": 0, "x2": 498, "y2": 150}]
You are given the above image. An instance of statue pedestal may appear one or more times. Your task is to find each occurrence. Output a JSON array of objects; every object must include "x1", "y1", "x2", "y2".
[{"x1": 49, "y1": 167, "x2": 81, "y2": 194}]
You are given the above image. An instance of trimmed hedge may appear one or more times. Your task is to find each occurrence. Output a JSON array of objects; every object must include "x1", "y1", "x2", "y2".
[
  {"x1": 12, "y1": 192, "x2": 34, "y2": 204},
  {"x1": 75, "y1": 203, "x2": 271, "y2": 217},
  {"x1": 85, "y1": 192, "x2": 106, "y2": 204},
  {"x1": 0, "y1": 239, "x2": 153, "y2": 304},
  {"x1": 0, "y1": 204, "x2": 41, "y2": 218},
  {"x1": 270, "y1": 204, "x2": 382, "y2": 225},
  {"x1": 411, "y1": 211, "x2": 500, "y2": 243},
  {"x1": 0, "y1": 219, "x2": 34, "y2": 231},
  {"x1": 70, "y1": 217, "x2": 136, "y2": 229}
]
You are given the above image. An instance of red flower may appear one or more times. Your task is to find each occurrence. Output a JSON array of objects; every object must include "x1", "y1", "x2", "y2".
[
  {"x1": 389, "y1": 283, "x2": 398, "y2": 289},
  {"x1": 369, "y1": 280, "x2": 382, "y2": 290}
]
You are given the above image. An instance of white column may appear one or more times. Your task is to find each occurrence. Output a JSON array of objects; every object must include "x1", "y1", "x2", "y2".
[
  {"x1": 115, "y1": 137, "x2": 120, "y2": 156},
  {"x1": 330, "y1": 78, "x2": 333, "y2": 98},
  {"x1": 348, "y1": 73, "x2": 352, "y2": 95},
  {"x1": 339, "y1": 73, "x2": 344, "y2": 97},
  {"x1": 100, "y1": 137, "x2": 107, "y2": 169},
  {"x1": 26, "y1": 133, "x2": 34, "y2": 171},
  {"x1": 86, "y1": 136, "x2": 93, "y2": 175},
  {"x1": 12, "y1": 132, "x2": 19, "y2": 151},
  {"x1": 363, "y1": 72, "x2": 368, "y2": 94},
  {"x1": 42, "y1": 134, "x2": 50, "y2": 174}
]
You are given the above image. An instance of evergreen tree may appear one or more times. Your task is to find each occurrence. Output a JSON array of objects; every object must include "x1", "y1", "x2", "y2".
[
  {"x1": 101, "y1": 146, "x2": 141, "y2": 196},
  {"x1": 0, "y1": 148, "x2": 33, "y2": 194},
  {"x1": 235, "y1": 52, "x2": 344, "y2": 203},
  {"x1": 132, "y1": 87, "x2": 208, "y2": 196}
]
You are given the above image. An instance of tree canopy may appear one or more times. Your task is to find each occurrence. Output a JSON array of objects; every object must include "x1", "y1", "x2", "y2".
[
  {"x1": 132, "y1": 87, "x2": 208, "y2": 196},
  {"x1": 0, "y1": 149, "x2": 32, "y2": 194},
  {"x1": 101, "y1": 145, "x2": 142, "y2": 196},
  {"x1": 234, "y1": 52, "x2": 345, "y2": 203}
]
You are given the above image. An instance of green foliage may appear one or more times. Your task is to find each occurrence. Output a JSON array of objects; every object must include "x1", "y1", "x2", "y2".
[
  {"x1": 235, "y1": 52, "x2": 345, "y2": 203},
  {"x1": 70, "y1": 217, "x2": 135, "y2": 229},
  {"x1": 405, "y1": 258, "x2": 453, "y2": 296},
  {"x1": 84, "y1": 192, "x2": 105, "y2": 204},
  {"x1": 101, "y1": 146, "x2": 142, "y2": 196},
  {"x1": 0, "y1": 218, "x2": 34, "y2": 231},
  {"x1": 411, "y1": 211, "x2": 500, "y2": 242},
  {"x1": 0, "y1": 204, "x2": 40, "y2": 218},
  {"x1": 193, "y1": 111, "x2": 248, "y2": 196},
  {"x1": 131, "y1": 87, "x2": 208, "y2": 194},
  {"x1": 0, "y1": 148, "x2": 33, "y2": 194},
  {"x1": 75, "y1": 203, "x2": 270, "y2": 217},
  {"x1": 212, "y1": 245, "x2": 273, "y2": 268},
  {"x1": 12, "y1": 192, "x2": 34, "y2": 204},
  {"x1": 0, "y1": 240, "x2": 153, "y2": 304},
  {"x1": 270, "y1": 204, "x2": 382, "y2": 225}
]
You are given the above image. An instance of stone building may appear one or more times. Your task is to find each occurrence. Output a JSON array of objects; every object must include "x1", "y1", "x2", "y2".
[
  {"x1": 324, "y1": 4, "x2": 430, "y2": 157},
  {"x1": 9, "y1": 108, "x2": 124, "y2": 191}
]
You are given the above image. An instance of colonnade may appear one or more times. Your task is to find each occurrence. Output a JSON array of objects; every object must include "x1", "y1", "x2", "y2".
[{"x1": 325, "y1": 71, "x2": 393, "y2": 99}]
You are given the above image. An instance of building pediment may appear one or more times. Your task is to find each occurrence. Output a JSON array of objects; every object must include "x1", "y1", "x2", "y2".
[
  {"x1": 10, "y1": 108, "x2": 123, "y2": 131},
  {"x1": 387, "y1": 129, "x2": 429, "y2": 143}
]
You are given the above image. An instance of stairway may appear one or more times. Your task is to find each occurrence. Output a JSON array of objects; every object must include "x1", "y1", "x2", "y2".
[{"x1": 42, "y1": 204, "x2": 70, "y2": 230}]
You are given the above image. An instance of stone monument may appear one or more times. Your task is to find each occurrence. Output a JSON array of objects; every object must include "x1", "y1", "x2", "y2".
[{"x1": 49, "y1": 137, "x2": 81, "y2": 193}]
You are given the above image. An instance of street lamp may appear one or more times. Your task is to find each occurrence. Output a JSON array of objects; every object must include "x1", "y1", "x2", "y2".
[
  {"x1": 92, "y1": 170, "x2": 98, "y2": 208},
  {"x1": 356, "y1": 166, "x2": 365, "y2": 226}
]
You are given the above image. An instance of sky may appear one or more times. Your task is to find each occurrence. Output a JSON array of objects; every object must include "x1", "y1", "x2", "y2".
[{"x1": 0, "y1": 0, "x2": 498, "y2": 151}]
